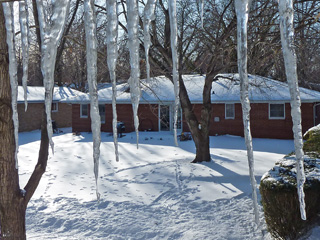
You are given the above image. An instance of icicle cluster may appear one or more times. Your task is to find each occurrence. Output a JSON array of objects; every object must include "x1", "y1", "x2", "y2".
[
  {"x1": 168, "y1": 0, "x2": 179, "y2": 147},
  {"x1": 36, "y1": 0, "x2": 70, "y2": 153},
  {"x1": 106, "y1": 0, "x2": 119, "y2": 162},
  {"x1": 127, "y1": 0, "x2": 141, "y2": 149},
  {"x1": 278, "y1": 0, "x2": 306, "y2": 220},
  {"x1": 84, "y1": 0, "x2": 101, "y2": 201},
  {"x1": 19, "y1": 0, "x2": 29, "y2": 112},
  {"x1": 234, "y1": 0, "x2": 259, "y2": 224},
  {"x1": 143, "y1": 0, "x2": 157, "y2": 82},
  {"x1": 2, "y1": 2, "x2": 19, "y2": 169}
]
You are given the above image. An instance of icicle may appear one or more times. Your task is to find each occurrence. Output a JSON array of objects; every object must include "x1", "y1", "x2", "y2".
[
  {"x1": 106, "y1": 0, "x2": 119, "y2": 162},
  {"x1": 36, "y1": 0, "x2": 70, "y2": 153},
  {"x1": 200, "y1": 0, "x2": 204, "y2": 29},
  {"x1": 3, "y1": 2, "x2": 19, "y2": 169},
  {"x1": 143, "y1": 0, "x2": 157, "y2": 82},
  {"x1": 168, "y1": 0, "x2": 179, "y2": 147},
  {"x1": 19, "y1": 0, "x2": 30, "y2": 112},
  {"x1": 84, "y1": 0, "x2": 101, "y2": 201},
  {"x1": 278, "y1": 0, "x2": 306, "y2": 220},
  {"x1": 234, "y1": 0, "x2": 259, "y2": 224},
  {"x1": 127, "y1": 0, "x2": 141, "y2": 149}
]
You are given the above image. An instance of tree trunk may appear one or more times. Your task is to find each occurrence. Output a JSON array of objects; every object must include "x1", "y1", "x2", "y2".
[
  {"x1": 0, "y1": 5, "x2": 50, "y2": 239},
  {"x1": 0, "y1": 5, "x2": 27, "y2": 239},
  {"x1": 178, "y1": 74, "x2": 212, "y2": 162}
]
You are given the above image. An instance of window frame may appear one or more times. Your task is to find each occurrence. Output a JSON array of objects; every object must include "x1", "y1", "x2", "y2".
[
  {"x1": 51, "y1": 102, "x2": 58, "y2": 112},
  {"x1": 225, "y1": 103, "x2": 235, "y2": 119},
  {"x1": 80, "y1": 104, "x2": 88, "y2": 118},
  {"x1": 269, "y1": 103, "x2": 285, "y2": 120}
]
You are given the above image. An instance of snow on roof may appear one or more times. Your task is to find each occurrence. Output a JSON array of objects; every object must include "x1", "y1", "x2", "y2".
[
  {"x1": 66, "y1": 74, "x2": 320, "y2": 104},
  {"x1": 17, "y1": 86, "x2": 86, "y2": 103}
]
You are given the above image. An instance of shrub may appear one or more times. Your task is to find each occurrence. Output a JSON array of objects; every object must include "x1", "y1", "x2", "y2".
[{"x1": 260, "y1": 158, "x2": 320, "y2": 239}]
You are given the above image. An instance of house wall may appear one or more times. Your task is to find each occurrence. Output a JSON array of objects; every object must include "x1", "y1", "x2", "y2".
[
  {"x1": 18, "y1": 102, "x2": 72, "y2": 132},
  {"x1": 72, "y1": 104, "x2": 159, "y2": 133},
  {"x1": 182, "y1": 103, "x2": 315, "y2": 139},
  {"x1": 72, "y1": 102, "x2": 315, "y2": 139}
]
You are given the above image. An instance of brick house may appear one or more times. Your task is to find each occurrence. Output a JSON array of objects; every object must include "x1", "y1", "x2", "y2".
[
  {"x1": 68, "y1": 74, "x2": 320, "y2": 139},
  {"x1": 18, "y1": 86, "x2": 86, "y2": 132}
]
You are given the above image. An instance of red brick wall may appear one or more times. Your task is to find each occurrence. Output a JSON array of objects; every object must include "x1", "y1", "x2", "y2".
[
  {"x1": 18, "y1": 102, "x2": 72, "y2": 132},
  {"x1": 183, "y1": 103, "x2": 315, "y2": 139},
  {"x1": 72, "y1": 104, "x2": 159, "y2": 133}
]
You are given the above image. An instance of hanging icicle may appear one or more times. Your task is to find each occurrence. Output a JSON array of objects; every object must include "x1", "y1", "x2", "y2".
[
  {"x1": 168, "y1": 0, "x2": 179, "y2": 147},
  {"x1": 19, "y1": 0, "x2": 29, "y2": 112},
  {"x1": 127, "y1": 0, "x2": 141, "y2": 149},
  {"x1": 278, "y1": 0, "x2": 306, "y2": 220},
  {"x1": 84, "y1": 0, "x2": 101, "y2": 201},
  {"x1": 106, "y1": 0, "x2": 119, "y2": 162},
  {"x1": 200, "y1": 0, "x2": 204, "y2": 29},
  {"x1": 3, "y1": 2, "x2": 19, "y2": 169},
  {"x1": 143, "y1": 0, "x2": 157, "y2": 82},
  {"x1": 36, "y1": 0, "x2": 70, "y2": 153},
  {"x1": 234, "y1": 0, "x2": 259, "y2": 224}
]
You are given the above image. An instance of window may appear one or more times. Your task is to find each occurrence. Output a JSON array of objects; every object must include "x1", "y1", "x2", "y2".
[
  {"x1": 99, "y1": 105, "x2": 106, "y2": 124},
  {"x1": 225, "y1": 104, "x2": 235, "y2": 119},
  {"x1": 80, "y1": 104, "x2": 88, "y2": 118},
  {"x1": 52, "y1": 102, "x2": 58, "y2": 112},
  {"x1": 269, "y1": 103, "x2": 285, "y2": 119}
]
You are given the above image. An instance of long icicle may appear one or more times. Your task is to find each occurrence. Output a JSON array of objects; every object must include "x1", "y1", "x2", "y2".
[
  {"x1": 36, "y1": 0, "x2": 70, "y2": 153},
  {"x1": 106, "y1": 0, "x2": 119, "y2": 162},
  {"x1": 278, "y1": 0, "x2": 306, "y2": 220},
  {"x1": 19, "y1": 0, "x2": 29, "y2": 112},
  {"x1": 143, "y1": 0, "x2": 157, "y2": 82},
  {"x1": 127, "y1": 0, "x2": 141, "y2": 149},
  {"x1": 168, "y1": 0, "x2": 179, "y2": 147},
  {"x1": 200, "y1": 0, "x2": 204, "y2": 29},
  {"x1": 3, "y1": 2, "x2": 19, "y2": 169},
  {"x1": 234, "y1": 0, "x2": 259, "y2": 224},
  {"x1": 84, "y1": 0, "x2": 101, "y2": 201}
]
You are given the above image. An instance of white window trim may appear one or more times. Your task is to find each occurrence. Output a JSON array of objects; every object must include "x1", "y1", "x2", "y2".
[
  {"x1": 269, "y1": 103, "x2": 285, "y2": 120},
  {"x1": 80, "y1": 104, "x2": 88, "y2": 118},
  {"x1": 52, "y1": 102, "x2": 58, "y2": 112},
  {"x1": 225, "y1": 103, "x2": 235, "y2": 119}
]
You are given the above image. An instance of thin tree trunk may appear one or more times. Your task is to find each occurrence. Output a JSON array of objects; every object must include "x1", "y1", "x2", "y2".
[
  {"x1": 0, "y1": 5, "x2": 27, "y2": 239},
  {"x1": 0, "y1": 4, "x2": 50, "y2": 238}
]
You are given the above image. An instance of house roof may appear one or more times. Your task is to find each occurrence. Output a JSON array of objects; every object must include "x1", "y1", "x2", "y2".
[
  {"x1": 65, "y1": 74, "x2": 320, "y2": 104},
  {"x1": 17, "y1": 86, "x2": 87, "y2": 103}
]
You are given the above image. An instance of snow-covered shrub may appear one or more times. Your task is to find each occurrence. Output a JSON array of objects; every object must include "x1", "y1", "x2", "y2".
[
  {"x1": 260, "y1": 157, "x2": 320, "y2": 239},
  {"x1": 303, "y1": 124, "x2": 320, "y2": 158}
]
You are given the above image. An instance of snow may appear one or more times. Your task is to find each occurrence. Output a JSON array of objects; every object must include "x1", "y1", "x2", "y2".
[
  {"x1": 84, "y1": 0, "x2": 101, "y2": 200},
  {"x1": 19, "y1": 0, "x2": 29, "y2": 111},
  {"x1": 106, "y1": 0, "x2": 119, "y2": 162},
  {"x1": 168, "y1": 0, "x2": 180, "y2": 147},
  {"x1": 36, "y1": 0, "x2": 70, "y2": 153},
  {"x1": 16, "y1": 129, "x2": 319, "y2": 239},
  {"x1": 278, "y1": 0, "x2": 306, "y2": 220},
  {"x1": 235, "y1": 0, "x2": 259, "y2": 224},
  {"x1": 3, "y1": 2, "x2": 19, "y2": 168},
  {"x1": 67, "y1": 74, "x2": 320, "y2": 104},
  {"x1": 143, "y1": 0, "x2": 157, "y2": 82},
  {"x1": 127, "y1": 0, "x2": 141, "y2": 148},
  {"x1": 17, "y1": 86, "x2": 86, "y2": 103}
]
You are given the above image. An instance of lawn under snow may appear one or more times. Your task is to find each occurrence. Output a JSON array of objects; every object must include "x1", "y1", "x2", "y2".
[{"x1": 18, "y1": 129, "x2": 320, "y2": 239}]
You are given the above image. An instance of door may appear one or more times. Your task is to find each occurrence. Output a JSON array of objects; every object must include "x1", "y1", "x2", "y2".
[{"x1": 159, "y1": 105, "x2": 170, "y2": 131}]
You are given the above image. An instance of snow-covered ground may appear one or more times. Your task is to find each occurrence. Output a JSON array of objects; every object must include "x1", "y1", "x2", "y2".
[{"x1": 18, "y1": 129, "x2": 320, "y2": 239}]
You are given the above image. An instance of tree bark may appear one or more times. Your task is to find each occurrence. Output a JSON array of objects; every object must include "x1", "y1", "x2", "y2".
[
  {"x1": 178, "y1": 74, "x2": 212, "y2": 162},
  {"x1": 0, "y1": 4, "x2": 50, "y2": 239},
  {"x1": 0, "y1": 5, "x2": 27, "y2": 239}
]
